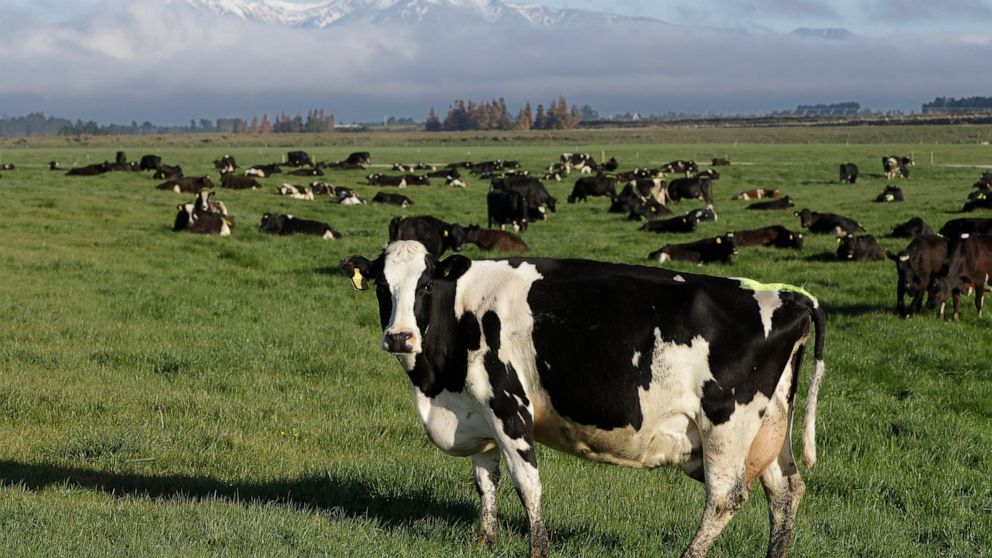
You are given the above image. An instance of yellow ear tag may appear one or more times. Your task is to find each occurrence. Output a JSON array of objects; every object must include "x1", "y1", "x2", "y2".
[
  {"x1": 443, "y1": 230, "x2": 449, "y2": 237},
  {"x1": 789, "y1": 234, "x2": 794, "y2": 240},
  {"x1": 351, "y1": 269, "x2": 365, "y2": 290},
  {"x1": 715, "y1": 237, "x2": 722, "y2": 244}
]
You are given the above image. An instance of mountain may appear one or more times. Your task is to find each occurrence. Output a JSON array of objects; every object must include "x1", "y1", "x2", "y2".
[
  {"x1": 177, "y1": 0, "x2": 666, "y2": 29},
  {"x1": 788, "y1": 28, "x2": 855, "y2": 41}
]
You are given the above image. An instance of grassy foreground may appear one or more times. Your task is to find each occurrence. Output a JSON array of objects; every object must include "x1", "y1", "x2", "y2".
[{"x1": 0, "y1": 130, "x2": 990, "y2": 557}]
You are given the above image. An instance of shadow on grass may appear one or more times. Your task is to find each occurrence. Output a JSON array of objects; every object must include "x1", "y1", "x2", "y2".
[
  {"x1": 803, "y1": 252, "x2": 838, "y2": 263},
  {"x1": 824, "y1": 303, "x2": 889, "y2": 317}
]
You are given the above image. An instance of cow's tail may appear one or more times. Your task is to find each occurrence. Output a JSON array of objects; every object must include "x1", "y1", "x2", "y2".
[{"x1": 801, "y1": 301, "x2": 826, "y2": 469}]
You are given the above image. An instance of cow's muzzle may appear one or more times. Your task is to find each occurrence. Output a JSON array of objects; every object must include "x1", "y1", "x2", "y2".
[{"x1": 382, "y1": 331, "x2": 417, "y2": 353}]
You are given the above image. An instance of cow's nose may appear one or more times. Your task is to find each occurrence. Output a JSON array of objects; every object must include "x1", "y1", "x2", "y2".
[{"x1": 383, "y1": 331, "x2": 415, "y2": 353}]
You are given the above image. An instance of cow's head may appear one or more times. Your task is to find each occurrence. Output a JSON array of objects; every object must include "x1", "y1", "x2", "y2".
[
  {"x1": 341, "y1": 241, "x2": 472, "y2": 359},
  {"x1": 795, "y1": 209, "x2": 814, "y2": 228},
  {"x1": 926, "y1": 275, "x2": 951, "y2": 312},
  {"x1": 788, "y1": 232, "x2": 804, "y2": 250},
  {"x1": 887, "y1": 250, "x2": 920, "y2": 293}
]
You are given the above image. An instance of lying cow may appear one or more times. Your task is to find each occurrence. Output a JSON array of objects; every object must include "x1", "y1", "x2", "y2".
[
  {"x1": 286, "y1": 167, "x2": 324, "y2": 177},
  {"x1": 156, "y1": 176, "x2": 213, "y2": 194},
  {"x1": 220, "y1": 173, "x2": 262, "y2": 190},
  {"x1": 246, "y1": 164, "x2": 282, "y2": 178},
  {"x1": 66, "y1": 162, "x2": 112, "y2": 176},
  {"x1": 346, "y1": 151, "x2": 371, "y2": 167},
  {"x1": 277, "y1": 183, "x2": 315, "y2": 201},
  {"x1": 711, "y1": 158, "x2": 731, "y2": 166},
  {"x1": 939, "y1": 218, "x2": 992, "y2": 239},
  {"x1": 193, "y1": 190, "x2": 229, "y2": 217},
  {"x1": 648, "y1": 234, "x2": 737, "y2": 265},
  {"x1": 836, "y1": 235, "x2": 885, "y2": 261},
  {"x1": 927, "y1": 234, "x2": 992, "y2": 320},
  {"x1": 685, "y1": 206, "x2": 718, "y2": 223},
  {"x1": 839, "y1": 163, "x2": 859, "y2": 184},
  {"x1": 153, "y1": 164, "x2": 183, "y2": 180},
  {"x1": 49, "y1": 161, "x2": 62, "y2": 170},
  {"x1": 339, "y1": 240, "x2": 825, "y2": 558},
  {"x1": 662, "y1": 159, "x2": 698, "y2": 176},
  {"x1": 286, "y1": 150, "x2": 313, "y2": 167},
  {"x1": 464, "y1": 225, "x2": 528, "y2": 252},
  {"x1": 259, "y1": 213, "x2": 340, "y2": 239},
  {"x1": 173, "y1": 202, "x2": 232, "y2": 236},
  {"x1": 733, "y1": 188, "x2": 780, "y2": 201},
  {"x1": 889, "y1": 217, "x2": 934, "y2": 238},
  {"x1": 372, "y1": 192, "x2": 414, "y2": 208},
  {"x1": 795, "y1": 209, "x2": 865, "y2": 237},
  {"x1": 139, "y1": 155, "x2": 162, "y2": 171},
  {"x1": 882, "y1": 156, "x2": 913, "y2": 179},
  {"x1": 733, "y1": 226, "x2": 804, "y2": 250},
  {"x1": 886, "y1": 235, "x2": 948, "y2": 317},
  {"x1": 213, "y1": 155, "x2": 238, "y2": 171},
  {"x1": 367, "y1": 173, "x2": 408, "y2": 188},
  {"x1": 962, "y1": 193, "x2": 992, "y2": 212},
  {"x1": 403, "y1": 174, "x2": 431, "y2": 186},
  {"x1": 641, "y1": 212, "x2": 699, "y2": 233},
  {"x1": 875, "y1": 185, "x2": 904, "y2": 203},
  {"x1": 388, "y1": 215, "x2": 466, "y2": 257},
  {"x1": 748, "y1": 196, "x2": 794, "y2": 210}
]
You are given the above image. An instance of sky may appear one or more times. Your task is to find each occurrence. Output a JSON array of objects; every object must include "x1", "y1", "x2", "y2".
[{"x1": 1, "y1": 0, "x2": 990, "y2": 123}]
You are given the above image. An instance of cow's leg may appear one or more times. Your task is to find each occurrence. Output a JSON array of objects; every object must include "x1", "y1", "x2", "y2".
[
  {"x1": 472, "y1": 447, "x2": 501, "y2": 549},
  {"x1": 681, "y1": 460, "x2": 748, "y2": 558},
  {"x1": 759, "y1": 408, "x2": 806, "y2": 558},
  {"x1": 908, "y1": 292, "x2": 924, "y2": 317},
  {"x1": 492, "y1": 430, "x2": 547, "y2": 557},
  {"x1": 976, "y1": 281, "x2": 986, "y2": 317},
  {"x1": 953, "y1": 290, "x2": 962, "y2": 322}
]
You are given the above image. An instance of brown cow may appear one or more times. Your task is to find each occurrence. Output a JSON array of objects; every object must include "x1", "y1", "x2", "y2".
[
  {"x1": 464, "y1": 225, "x2": 528, "y2": 252},
  {"x1": 733, "y1": 188, "x2": 780, "y2": 201},
  {"x1": 733, "y1": 226, "x2": 804, "y2": 250},
  {"x1": 926, "y1": 234, "x2": 992, "y2": 321}
]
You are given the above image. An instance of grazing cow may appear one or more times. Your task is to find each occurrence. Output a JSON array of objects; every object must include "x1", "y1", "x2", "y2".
[
  {"x1": 875, "y1": 185, "x2": 904, "y2": 203},
  {"x1": 389, "y1": 215, "x2": 466, "y2": 258},
  {"x1": 939, "y1": 218, "x2": 992, "y2": 239},
  {"x1": 488, "y1": 190, "x2": 529, "y2": 232},
  {"x1": 139, "y1": 155, "x2": 162, "y2": 171},
  {"x1": 247, "y1": 164, "x2": 282, "y2": 178},
  {"x1": 648, "y1": 234, "x2": 737, "y2": 265},
  {"x1": 286, "y1": 151, "x2": 314, "y2": 167},
  {"x1": 890, "y1": 217, "x2": 934, "y2": 238},
  {"x1": 287, "y1": 167, "x2": 324, "y2": 177},
  {"x1": 733, "y1": 226, "x2": 804, "y2": 250},
  {"x1": 962, "y1": 193, "x2": 992, "y2": 212},
  {"x1": 213, "y1": 155, "x2": 238, "y2": 172},
  {"x1": 367, "y1": 174, "x2": 408, "y2": 188},
  {"x1": 154, "y1": 164, "x2": 183, "y2": 180},
  {"x1": 927, "y1": 234, "x2": 992, "y2": 320},
  {"x1": 882, "y1": 156, "x2": 913, "y2": 179},
  {"x1": 640, "y1": 213, "x2": 699, "y2": 233},
  {"x1": 156, "y1": 176, "x2": 214, "y2": 194},
  {"x1": 173, "y1": 202, "x2": 232, "y2": 236},
  {"x1": 601, "y1": 157, "x2": 620, "y2": 172},
  {"x1": 733, "y1": 188, "x2": 780, "y2": 201},
  {"x1": 839, "y1": 163, "x2": 859, "y2": 184},
  {"x1": 836, "y1": 235, "x2": 885, "y2": 261},
  {"x1": 66, "y1": 162, "x2": 112, "y2": 176},
  {"x1": 339, "y1": 241, "x2": 826, "y2": 558},
  {"x1": 663, "y1": 160, "x2": 699, "y2": 177},
  {"x1": 259, "y1": 213, "x2": 340, "y2": 239},
  {"x1": 219, "y1": 173, "x2": 261, "y2": 190},
  {"x1": 346, "y1": 152, "x2": 371, "y2": 167},
  {"x1": 795, "y1": 209, "x2": 865, "y2": 237},
  {"x1": 373, "y1": 192, "x2": 414, "y2": 208},
  {"x1": 464, "y1": 225, "x2": 529, "y2": 252},
  {"x1": 568, "y1": 175, "x2": 617, "y2": 203},
  {"x1": 491, "y1": 178, "x2": 557, "y2": 215},
  {"x1": 48, "y1": 161, "x2": 61, "y2": 171},
  {"x1": 712, "y1": 158, "x2": 731, "y2": 166},
  {"x1": 403, "y1": 174, "x2": 431, "y2": 186},
  {"x1": 667, "y1": 178, "x2": 713, "y2": 204},
  {"x1": 748, "y1": 196, "x2": 795, "y2": 210},
  {"x1": 886, "y1": 235, "x2": 949, "y2": 317},
  {"x1": 277, "y1": 183, "x2": 315, "y2": 201}
]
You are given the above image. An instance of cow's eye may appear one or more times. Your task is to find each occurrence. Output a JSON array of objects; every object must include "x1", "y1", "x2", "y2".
[{"x1": 421, "y1": 282, "x2": 433, "y2": 294}]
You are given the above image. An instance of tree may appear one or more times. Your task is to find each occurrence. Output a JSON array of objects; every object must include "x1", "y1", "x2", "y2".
[
  {"x1": 534, "y1": 104, "x2": 547, "y2": 130},
  {"x1": 425, "y1": 107, "x2": 442, "y2": 131},
  {"x1": 514, "y1": 103, "x2": 533, "y2": 131}
]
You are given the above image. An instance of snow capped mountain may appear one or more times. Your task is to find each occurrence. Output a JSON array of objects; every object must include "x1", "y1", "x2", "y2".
[{"x1": 177, "y1": 0, "x2": 665, "y2": 29}]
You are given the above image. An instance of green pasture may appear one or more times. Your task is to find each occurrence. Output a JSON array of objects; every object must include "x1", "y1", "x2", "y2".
[{"x1": 0, "y1": 129, "x2": 990, "y2": 556}]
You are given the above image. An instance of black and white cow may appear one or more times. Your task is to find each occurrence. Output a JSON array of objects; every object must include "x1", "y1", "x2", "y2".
[
  {"x1": 173, "y1": 202, "x2": 232, "y2": 236},
  {"x1": 154, "y1": 164, "x2": 183, "y2": 180},
  {"x1": 373, "y1": 192, "x2": 414, "y2": 208},
  {"x1": 839, "y1": 163, "x2": 859, "y2": 184},
  {"x1": 640, "y1": 213, "x2": 699, "y2": 233},
  {"x1": 49, "y1": 161, "x2": 62, "y2": 171},
  {"x1": 346, "y1": 152, "x2": 371, "y2": 167},
  {"x1": 367, "y1": 174, "x2": 408, "y2": 188},
  {"x1": 882, "y1": 156, "x2": 913, "y2": 180},
  {"x1": 247, "y1": 164, "x2": 282, "y2": 178},
  {"x1": 795, "y1": 209, "x2": 865, "y2": 237},
  {"x1": 156, "y1": 176, "x2": 213, "y2": 194},
  {"x1": 277, "y1": 183, "x2": 315, "y2": 200},
  {"x1": 648, "y1": 234, "x2": 738, "y2": 265},
  {"x1": 340, "y1": 241, "x2": 826, "y2": 558},
  {"x1": 213, "y1": 155, "x2": 238, "y2": 172},
  {"x1": 286, "y1": 167, "x2": 324, "y2": 177},
  {"x1": 874, "y1": 185, "x2": 904, "y2": 203}
]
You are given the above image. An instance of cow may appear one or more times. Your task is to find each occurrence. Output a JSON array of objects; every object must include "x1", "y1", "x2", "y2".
[
  {"x1": 889, "y1": 217, "x2": 934, "y2": 238},
  {"x1": 287, "y1": 167, "x2": 324, "y2": 177},
  {"x1": 367, "y1": 174, "x2": 408, "y2": 188},
  {"x1": 711, "y1": 158, "x2": 731, "y2": 166},
  {"x1": 48, "y1": 161, "x2": 61, "y2": 171},
  {"x1": 926, "y1": 234, "x2": 992, "y2": 320},
  {"x1": 568, "y1": 175, "x2": 618, "y2": 203},
  {"x1": 601, "y1": 157, "x2": 620, "y2": 172},
  {"x1": 286, "y1": 151, "x2": 314, "y2": 167},
  {"x1": 173, "y1": 202, "x2": 232, "y2": 236},
  {"x1": 311, "y1": 182, "x2": 346, "y2": 197},
  {"x1": 882, "y1": 156, "x2": 913, "y2": 180},
  {"x1": 338, "y1": 191, "x2": 366, "y2": 205},
  {"x1": 962, "y1": 193, "x2": 992, "y2": 213},
  {"x1": 154, "y1": 164, "x2": 183, "y2": 180},
  {"x1": 685, "y1": 206, "x2": 719, "y2": 223},
  {"x1": 488, "y1": 190, "x2": 529, "y2": 232},
  {"x1": 875, "y1": 185, "x2": 904, "y2": 203},
  {"x1": 346, "y1": 152, "x2": 371, "y2": 167},
  {"x1": 259, "y1": 213, "x2": 340, "y2": 239},
  {"x1": 640, "y1": 213, "x2": 698, "y2": 233},
  {"x1": 839, "y1": 163, "x2": 859, "y2": 184},
  {"x1": 748, "y1": 196, "x2": 794, "y2": 211},
  {"x1": 612, "y1": 179, "x2": 667, "y2": 209},
  {"x1": 662, "y1": 160, "x2": 699, "y2": 177},
  {"x1": 648, "y1": 234, "x2": 737, "y2": 265},
  {"x1": 393, "y1": 163, "x2": 415, "y2": 172},
  {"x1": 193, "y1": 190, "x2": 229, "y2": 217},
  {"x1": 939, "y1": 218, "x2": 992, "y2": 239},
  {"x1": 836, "y1": 235, "x2": 885, "y2": 261},
  {"x1": 246, "y1": 164, "x2": 282, "y2": 178},
  {"x1": 733, "y1": 226, "x2": 804, "y2": 250},
  {"x1": 139, "y1": 155, "x2": 162, "y2": 171},
  {"x1": 219, "y1": 173, "x2": 261, "y2": 190},
  {"x1": 667, "y1": 178, "x2": 713, "y2": 204},
  {"x1": 373, "y1": 192, "x2": 414, "y2": 208},
  {"x1": 969, "y1": 182, "x2": 992, "y2": 200},
  {"x1": 886, "y1": 235, "x2": 949, "y2": 318},
  {"x1": 213, "y1": 155, "x2": 238, "y2": 172},
  {"x1": 277, "y1": 183, "x2": 315, "y2": 201},
  {"x1": 491, "y1": 178, "x2": 557, "y2": 215},
  {"x1": 0, "y1": 163, "x2": 14, "y2": 170},
  {"x1": 428, "y1": 168, "x2": 461, "y2": 179},
  {"x1": 470, "y1": 160, "x2": 506, "y2": 175},
  {"x1": 66, "y1": 162, "x2": 112, "y2": 176},
  {"x1": 389, "y1": 216, "x2": 466, "y2": 258},
  {"x1": 403, "y1": 174, "x2": 431, "y2": 186},
  {"x1": 339, "y1": 240, "x2": 826, "y2": 558},
  {"x1": 624, "y1": 197, "x2": 673, "y2": 222},
  {"x1": 156, "y1": 176, "x2": 214, "y2": 194},
  {"x1": 694, "y1": 169, "x2": 720, "y2": 181},
  {"x1": 795, "y1": 209, "x2": 865, "y2": 237},
  {"x1": 446, "y1": 177, "x2": 467, "y2": 188},
  {"x1": 464, "y1": 225, "x2": 529, "y2": 252},
  {"x1": 733, "y1": 188, "x2": 780, "y2": 201}
]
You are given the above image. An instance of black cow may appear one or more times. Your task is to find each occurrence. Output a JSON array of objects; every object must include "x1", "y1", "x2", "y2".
[
  {"x1": 694, "y1": 169, "x2": 720, "y2": 180},
  {"x1": 0, "y1": 163, "x2": 14, "y2": 170},
  {"x1": 488, "y1": 190, "x2": 529, "y2": 232},
  {"x1": 153, "y1": 164, "x2": 183, "y2": 180},
  {"x1": 748, "y1": 196, "x2": 794, "y2": 210},
  {"x1": 939, "y1": 218, "x2": 992, "y2": 239},
  {"x1": 388, "y1": 215, "x2": 466, "y2": 258},
  {"x1": 66, "y1": 162, "x2": 112, "y2": 176},
  {"x1": 886, "y1": 235, "x2": 949, "y2": 317},
  {"x1": 890, "y1": 217, "x2": 934, "y2": 238},
  {"x1": 157, "y1": 176, "x2": 214, "y2": 193},
  {"x1": 428, "y1": 168, "x2": 461, "y2": 179},
  {"x1": 733, "y1": 226, "x2": 804, "y2": 250},
  {"x1": 882, "y1": 156, "x2": 913, "y2": 179},
  {"x1": 839, "y1": 163, "x2": 859, "y2": 184},
  {"x1": 213, "y1": 155, "x2": 238, "y2": 171},
  {"x1": 286, "y1": 151, "x2": 314, "y2": 167},
  {"x1": 648, "y1": 234, "x2": 737, "y2": 265},
  {"x1": 48, "y1": 161, "x2": 61, "y2": 171},
  {"x1": 340, "y1": 241, "x2": 825, "y2": 558},
  {"x1": 875, "y1": 185, "x2": 904, "y2": 203},
  {"x1": 962, "y1": 194, "x2": 992, "y2": 212},
  {"x1": 640, "y1": 213, "x2": 698, "y2": 233},
  {"x1": 287, "y1": 167, "x2": 324, "y2": 177},
  {"x1": 568, "y1": 175, "x2": 617, "y2": 203},
  {"x1": 712, "y1": 158, "x2": 731, "y2": 166},
  {"x1": 927, "y1": 234, "x2": 992, "y2": 320},
  {"x1": 795, "y1": 209, "x2": 865, "y2": 237},
  {"x1": 259, "y1": 213, "x2": 341, "y2": 240},
  {"x1": 601, "y1": 157, "x2": 620, "y2": 172},
  {"x1": 220, "y1": 174, "x2": 262, "y2": 190},
  {"x1": 139, "y1": 155, "x2": 162, "y2": 171},
  {"x1": 684, "y1": 206, "x2": 718, "y2": 223},
  {"x1": 491, "y1": 177, "x2": 557, "y2": 214},
  {"x1": 667, "y1": 178, "x2": 713, "y2": 204},
  {"x1": 624, "y1": 197, "x2": 673, "y2": 222},
  {"x1": 367, "y1": 174, "x2": 408, "y2": 188},
  {"x1": 403, "y1": 174, "x2": 431, "y2": 186},
  {"x1": 372, "y1": 192, "x2": 414, "y2": 208},
  {"x1": 836, "y1": 235, "x2": 885, "y2": 261},
  {"x1": 346, "y1": 152, "x2": 371, "y2": 167}
]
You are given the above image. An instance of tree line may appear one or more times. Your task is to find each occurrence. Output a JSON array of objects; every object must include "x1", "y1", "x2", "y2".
[
  {"x1": 922, "y1": 96, "x2": 992, "y2": 113},
  {"x1": 425, "y1": 97, "x2": 585, "y2": 131}
]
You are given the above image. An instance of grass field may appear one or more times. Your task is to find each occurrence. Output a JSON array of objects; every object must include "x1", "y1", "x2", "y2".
[{"x1": 0, "y1": 128, "x2": 990, "y2": 557}]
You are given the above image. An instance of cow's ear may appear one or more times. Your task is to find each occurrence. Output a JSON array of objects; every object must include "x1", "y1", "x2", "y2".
[
  {"x1": 435, "y1": 255, "x2": 472, "y2": 282},
  {"x1": 340, "y1": 256, "x2": 373, "y2": 291}
]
